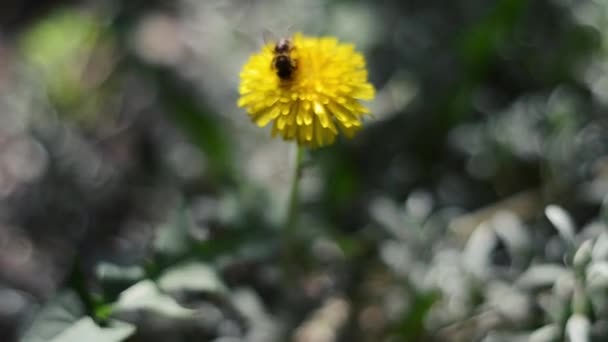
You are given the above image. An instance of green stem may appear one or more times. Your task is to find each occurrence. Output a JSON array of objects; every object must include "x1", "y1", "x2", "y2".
[
  {"x1": 282, "y1": 145, "x2": 304, "y2": 282},
  {"x1": 69, "y1": 256, "x2": 99, "y2": 322}
]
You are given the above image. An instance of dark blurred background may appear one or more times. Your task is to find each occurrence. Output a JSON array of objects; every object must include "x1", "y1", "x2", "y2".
[{"x1": 2, "y1": 0, "x2": 608, "y2": 341}]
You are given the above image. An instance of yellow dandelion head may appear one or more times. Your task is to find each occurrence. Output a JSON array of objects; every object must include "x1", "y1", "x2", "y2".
[{"x1": 238, "y1": 33, "x2": 375, "y2": 148}]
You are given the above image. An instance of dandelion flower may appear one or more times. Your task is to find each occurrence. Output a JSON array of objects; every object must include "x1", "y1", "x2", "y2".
[{"x1": 238, "y1": 33, "x2": 375, "y2": 148}]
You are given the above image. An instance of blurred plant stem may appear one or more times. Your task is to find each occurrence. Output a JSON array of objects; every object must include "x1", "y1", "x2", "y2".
[
  {"x1": 282, "y1": 145, "x2": 304, "y2": 284},
  {"x1": 69, "y1": 256, "x2": 106, "y2": 324}
]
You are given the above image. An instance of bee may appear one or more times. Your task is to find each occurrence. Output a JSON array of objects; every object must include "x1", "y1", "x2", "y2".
[{"x1": 272, "y1": 38, "x2": 297, "y2": 80}]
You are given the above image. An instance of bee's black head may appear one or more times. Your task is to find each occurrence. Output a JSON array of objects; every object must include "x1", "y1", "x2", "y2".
[{"x1": 274, "y1": 38, "x2": 291, "y2": 53}]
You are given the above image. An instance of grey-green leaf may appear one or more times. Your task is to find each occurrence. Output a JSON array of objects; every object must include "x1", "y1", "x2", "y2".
[
  {"x1": 566, "y1": 314, "x2": 590, "y2": 342},
  {"x1": 158, "y1": 262, "x2": 227, "y2": 294},
  {"x1": 545, "y1": 205, "x2": 576, "y2": 244},
  {"x1": 21, "y1": 291, "x2": 85, "y2": 342},
  {"x1": 515, "y1": 264, "x2": 568, "y2": 290},
  {"x1": 48, "y1": 318, "x2": 135, "y2": 342},
  {"x1": 586, "y1": 262, "x2": 608, "y2": 289},
  {"x1": 529, "y1": 324, "x2": 560, "y2": 342},
  {"x1": 114, "y1": 280, "x2": 196, "y2": 318}
]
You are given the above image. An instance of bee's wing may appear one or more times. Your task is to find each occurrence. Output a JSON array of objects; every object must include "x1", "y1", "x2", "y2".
[
  {"x1": 211, "y1": 0, "x2": 253, "y2": 24},
  {"x1": 284, "y1": 24, "x2": 295, "y2": 39},
  {"x1": 219, "y1": 0, "x2": 323, "y2": 49},
  {"x1": 262, "y1": 29, "x2": 278, "y2": 46}
]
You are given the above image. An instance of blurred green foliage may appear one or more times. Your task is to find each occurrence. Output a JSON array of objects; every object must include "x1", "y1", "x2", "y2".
[{"x1": 1, "y1": 0, "x2": 608, "y2": 341}]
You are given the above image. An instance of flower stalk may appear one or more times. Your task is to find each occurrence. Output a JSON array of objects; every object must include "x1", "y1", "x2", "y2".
[{"x1": 282, "y1": 145, "x2": 304, "y2": 282}]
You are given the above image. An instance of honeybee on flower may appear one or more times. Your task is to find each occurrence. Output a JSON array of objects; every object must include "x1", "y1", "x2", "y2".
[
  {"x1": 238, "y1": 32, "x2": 375, "y2": 148},
  {"x1": 271, "y1": 37, "x2": 297, "y2": 80}
]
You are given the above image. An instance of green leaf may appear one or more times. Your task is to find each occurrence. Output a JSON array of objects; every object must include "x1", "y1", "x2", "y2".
[
  {"x1": 48, "y1": 318, "x2": 134, "y2": 342},
  {"x1": 394, "y1": 289, "x2": 441, "y2": 339},
  {"x1": 529, "y1": 324, "x2": 560, "y2": 342},
  {"x1": 459, "y1": 0, "x2": 527, "y2": 72},
  {"x1": 545, "y1": 205, "x2": 576, "y2": 246},
  {"x1": 515, "y1": 264, "x2": 569, "y2": 290},
  {"x1": 158, "y1": 262, "x2": 227, "y2": 294},
  {"x1": 114, "y1": 280, "x2": 196, "y2": 318},
  {"x1": 96, "y1": 262, "x2": 145, "y2": 301},
  {"x1": 21, "y1": 291, "x2": 84, "y2": 342},
  {"x1": 97, "y1": 263, "x2": 145, "y2": 282},
  {"x1": 566, "y1": 314, "x2": 590, "y2": 342},
  {"x1": 21, "y1": 291, "x2": 134, "y2": 342}
]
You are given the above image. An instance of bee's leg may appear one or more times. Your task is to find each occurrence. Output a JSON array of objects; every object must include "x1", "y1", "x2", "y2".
[{"x1": 271, "y1": 57, "x2": 277, "y2": 70}]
